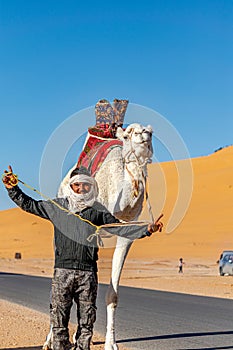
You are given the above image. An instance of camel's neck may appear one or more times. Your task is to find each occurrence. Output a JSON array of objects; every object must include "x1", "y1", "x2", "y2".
[
  {"x1": 125, "y1": 151, "x2": 146, "y2": 167},
  {"x1": 123, "y1": 149, "x2": 149, "y2": 181},
  {"x1": 122, "y1": 142, "x2": 151, "y2": 176},
  {"x1": 124, "y1": 160, "x2": 147, "y2": 182}
]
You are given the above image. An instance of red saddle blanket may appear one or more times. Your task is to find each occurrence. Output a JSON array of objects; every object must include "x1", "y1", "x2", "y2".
[{"x1": 77, "y1": 132, "x2": 122, "y2": 177}]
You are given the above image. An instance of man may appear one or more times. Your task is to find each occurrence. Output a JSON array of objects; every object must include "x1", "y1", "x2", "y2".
[{"x1": 3, "y1": 165, "x2": 163, "y2": 350}]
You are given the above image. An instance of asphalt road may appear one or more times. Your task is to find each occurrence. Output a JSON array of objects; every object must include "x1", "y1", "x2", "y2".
[{"x1": 1, "y1": 272, "x2": 233, "y2": 350}]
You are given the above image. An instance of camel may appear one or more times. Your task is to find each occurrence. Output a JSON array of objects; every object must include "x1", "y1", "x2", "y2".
[
  {"x1": 43, "y1": 100, "x2": 154, "y2": 350},
  {"x1": 93, "y1": 123, "x2": 154, "y2": 350}
]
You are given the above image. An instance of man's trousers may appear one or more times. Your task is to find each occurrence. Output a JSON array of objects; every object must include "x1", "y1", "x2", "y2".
[{"x1": 51, "y1": 268, "x2": 98, "y2": 350}]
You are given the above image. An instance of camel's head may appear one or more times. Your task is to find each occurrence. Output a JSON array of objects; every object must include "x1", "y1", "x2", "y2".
[{"x1": 116, "y1": 123, "x2": 153, "y2": 164}]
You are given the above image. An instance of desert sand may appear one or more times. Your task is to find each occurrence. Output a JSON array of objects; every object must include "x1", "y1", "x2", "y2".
[{"x1": 0, "y1": 146, "x2": 233, "y2": 348}]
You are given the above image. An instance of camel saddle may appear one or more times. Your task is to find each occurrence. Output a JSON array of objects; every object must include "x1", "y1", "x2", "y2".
[{"x1": 77, "y1": 98, "x2": 128, "y2": 176}]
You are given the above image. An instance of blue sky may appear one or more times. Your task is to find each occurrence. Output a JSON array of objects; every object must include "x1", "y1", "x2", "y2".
[{"x1": 0, "y1": 0, "x2": 232, "y2": 210}]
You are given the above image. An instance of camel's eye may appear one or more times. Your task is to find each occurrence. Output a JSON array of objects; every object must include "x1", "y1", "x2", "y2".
[{"x1": 143, "y1": 129, "x2": 152, "y2": 136}]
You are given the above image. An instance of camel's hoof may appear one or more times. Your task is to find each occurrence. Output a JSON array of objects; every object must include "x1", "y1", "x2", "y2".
[
  {"x1": 104, "y1": 343, "x2": 118, "y2": 350},
  {"x1": 42, "y1": 345, "x2": 51, "y2": 350}
]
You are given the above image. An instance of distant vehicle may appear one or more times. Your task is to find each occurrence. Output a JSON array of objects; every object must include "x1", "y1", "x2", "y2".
[{"x1": 218, "y1": 250, "x2": 233, "y2": 276}]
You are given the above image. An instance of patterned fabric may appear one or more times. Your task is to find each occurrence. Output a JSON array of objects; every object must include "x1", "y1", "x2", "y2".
[
  {"x1": 95, "y1": 99, "x2": 115, "y2": 125},
  {"x1": 113, "y1": 98, "x2": 128, "y2": 125},
  {"x1": 95, "y1": 98, "x2": 128, "y2": 126},
  {"x1": 51, "y1": 268, "x2": 98, "y2": 350},
  {"x1": 88, "y1": 125, "x2": 115, "y2": 139},
  {"x1": 77, "y1": 133, "x2": 122, "y2": 177}
]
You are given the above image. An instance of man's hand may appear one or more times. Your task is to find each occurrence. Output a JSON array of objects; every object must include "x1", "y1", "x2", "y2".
[
  {"x1": 147, "y1": 214, "x2": 164, "y2": 234},
  {"x1": 2, "y1": 165, "x2": 17, "y2": 189}
]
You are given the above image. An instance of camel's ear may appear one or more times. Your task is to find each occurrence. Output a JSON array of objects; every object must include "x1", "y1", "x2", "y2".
[
  {"x1": 122, "y1": 125, "x2": 133, "y2": 140},
  {"x1": 116, "y1": 126, "x2": 124, "y2": 140},
  {"x1": 147, "y1": 125, "x2": 153, "y2": 133}
]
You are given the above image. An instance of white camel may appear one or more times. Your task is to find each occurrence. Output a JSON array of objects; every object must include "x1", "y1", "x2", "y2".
[{"x1": 43, "y1": 122, "x2": 154, "y2": 350}]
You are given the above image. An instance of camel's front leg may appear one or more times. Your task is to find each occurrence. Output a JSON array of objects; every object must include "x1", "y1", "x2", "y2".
[{"x1": 105, "y1": 236, "x2": 133, "y2": 350}]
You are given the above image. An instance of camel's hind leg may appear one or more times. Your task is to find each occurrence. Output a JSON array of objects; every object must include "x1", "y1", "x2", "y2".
[
  {"x1": 42, "y1": 324, "x2": 53, "y2": 350},
  {"x1": 105, "y1": 236, "x2": 133, "y2": 350}
]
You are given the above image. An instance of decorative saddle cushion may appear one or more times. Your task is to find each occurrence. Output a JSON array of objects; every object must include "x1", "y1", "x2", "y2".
[{"x1": 77, "y1": 132, "x2": 122, "y2": 177}]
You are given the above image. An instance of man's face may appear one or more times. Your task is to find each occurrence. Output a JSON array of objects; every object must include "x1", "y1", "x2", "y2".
[{"x1": 70, "y1": 182, "x2": 91, "y2": 194}]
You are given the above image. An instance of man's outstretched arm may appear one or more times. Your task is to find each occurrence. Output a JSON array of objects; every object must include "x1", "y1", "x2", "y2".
[{"x1": 3, "y1": 165, "x2": 50, "y2": 220}]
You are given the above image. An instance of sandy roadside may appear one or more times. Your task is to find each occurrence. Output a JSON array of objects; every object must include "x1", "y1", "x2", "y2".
[{"x1": 0, "y1": 299, "x2": 128, "y2": 350}]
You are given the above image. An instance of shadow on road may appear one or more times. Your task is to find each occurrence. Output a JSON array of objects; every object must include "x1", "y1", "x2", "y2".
[
  {"x1": 0, "y1": 272, "x2": 24, "y2": 276},
  {"x1": 177, "y1": 346, "x2": 233, "y2": 350},
  {"x1": 2, "y1": 331, "x2": 233, "y2": 350},
  {"x1": 93, "y1": 330, "x2": 233, "y2": 348}
]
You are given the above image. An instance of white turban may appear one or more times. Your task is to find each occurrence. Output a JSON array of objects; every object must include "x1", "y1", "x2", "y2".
[{"x1": 67, "y1": 174, "x2": 99, "y2": 213}]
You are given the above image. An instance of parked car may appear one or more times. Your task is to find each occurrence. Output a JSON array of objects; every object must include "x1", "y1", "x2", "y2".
[{"x1": 218, "y1": 250, "x2": 233, "y2": 276}]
